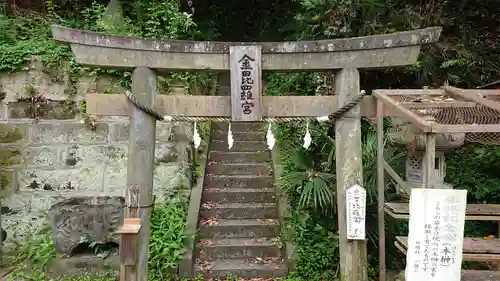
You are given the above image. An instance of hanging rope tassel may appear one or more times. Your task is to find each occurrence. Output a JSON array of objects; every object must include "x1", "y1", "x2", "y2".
[
  {"x1": 193, "y1": 121, "x2": 201, "y2": 149},
  {"x1": 303, "y1": 121, "x2": 312, "y2": 149},
  {"x1": 227, "y1": 122, "x2": 234, "y2": 150},
  {"x1": 266, "y1": 123, "x2": 276, "y2": 150}
]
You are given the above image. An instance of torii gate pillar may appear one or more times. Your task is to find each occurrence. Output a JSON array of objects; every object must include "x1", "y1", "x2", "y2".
[{"x1": 335, "y1": 68, "x2": 368, "y2": 281}]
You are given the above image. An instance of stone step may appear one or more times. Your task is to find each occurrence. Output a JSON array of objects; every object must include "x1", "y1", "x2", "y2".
[
  {"x1": 195, "y1": 237, "x2": 281, "y2": 260},
  {"x1": 212, "y1": 122, "x2": 265, "y2": 133},
  {"x1": 205, "y1": 175, "x2": 274, "y2": 189},
  {"x1": 211, "y1": 131, "x2": 266, "y2": 141},
  {"x1": 210, "y1": 140, "x2": 267, "y2": 152},
  {"x1": 200, "y1": 202, "x2": 279, "y2": 219},
  {"x1": 209, "y1": 151, "x2": 271, "y2": 163},
  {"x1": 199, "y1": 219, "x2": 280, "y2": 239},
  {"x1": 195, "y1": 258, "x2": 287, "y2": 279},
  {"x1": 203, "y1": 188, "x2": 276, "y2": 203},
  {"x1": 206, "y1": 163, "x2": 270, "y2": 175}
]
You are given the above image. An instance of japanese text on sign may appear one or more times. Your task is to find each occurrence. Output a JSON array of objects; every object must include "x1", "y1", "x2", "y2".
[
  {"x1": 238, "y1": 54, "x2": 255, "y2": 115},
  {"x1": 346, "y1": 184, "x2": 366, "y2": 240},
  {"x1": 405, "y1": 189, "x2": 467, "y2": 281},
  {"x1": 229, "y1": 45, "x2": 262, "y2": 122}
]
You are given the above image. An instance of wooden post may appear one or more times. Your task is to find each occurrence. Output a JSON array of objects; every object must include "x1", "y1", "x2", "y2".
[
  {"x1": 334, "y1": 68, "x2": 368, "y2": 281},
  {"x1": 127, "y1": 67, "x2": 157, "y2": 281},
  {"x1": 376, "y1": 100, "x2": 386, "y2": 281},
  {"x1": 117, "y1": 218, "x2": 142, "y2": 281},
  {"x1": 229, "y1": 45, "x2": 262, "y2": 122},
  {"x1": 423, "y1": 133, "x2": 436, "y2": 188}
]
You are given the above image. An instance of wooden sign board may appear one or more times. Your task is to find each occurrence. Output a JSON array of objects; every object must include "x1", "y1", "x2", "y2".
[
  {"x1": 346, "y1": 184, "x2": 366, "y2": 240},
  {"x1": 405, "y1": 189, "x2": 467, "y2": 281},
  {"x1": 229, "y1": 45, "x2": 262, "y2": 121}
]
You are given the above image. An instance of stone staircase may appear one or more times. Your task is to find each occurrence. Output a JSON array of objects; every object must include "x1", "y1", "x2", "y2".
[{"x1": 194, "y1": 122, "x2": 287, "y2": 280}]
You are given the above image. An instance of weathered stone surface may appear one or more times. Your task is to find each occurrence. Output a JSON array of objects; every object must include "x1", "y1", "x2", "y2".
[
  {"x1": 59, "y1": 145, "x2": 108, "y2": 168},
  {"x1": 3, "y1": 215, "x2": 49, "y2": 243},
  {"x1": 22, "y1": 146, "x2": 59, "y2": 167},
  {"x1": 3, "y1": 191, "x2": 56, "y2": 216},
  {"x1": 0, "y1": 66, "x2": 192, "y2": 249},
  {"x1": 0, "y1": 148, "x2": 21, "y2": 166},
  {"x1": 8, "y1": 100, "x2": 78, "y2": 119},
  {"x1": 0, "y1": 58, "x2": 127, "y2": 103},
  {"x1": 0, "y1": 124, "x2": 28, "y2": 143},
  {"x1": 48, "y1": 196, "x2": 124, "y2": 257},
  {"x1": 46, "y1": 254, "x2": 119, "y2": 280},
  {"x1": 104, "y1": 162, "x2": 188, "y2": 200},
  {"x1": 31, "y1": 122, "x2": 109, "y2": 144},
  {"x1": 110, "y1": 122, "x2": 180, "y2": 142},
  {"x1": 0, "y1": 171, "x2": 16, "y2": 193},
  {"x1": 52, "y1": 24, "x2": 442, "y2": 53},
  {"x1": 18, "y1": 166, "x2": 106, "y2": 192},
  {"x1": 168, "y1": 123, "x2": 192, "y2": 142}
]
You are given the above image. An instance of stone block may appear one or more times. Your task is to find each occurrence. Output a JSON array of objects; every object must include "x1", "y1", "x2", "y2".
[
  {"x1": 0, "y1": 171, "x2": 16, "y2": 194},
  {"x1": 0, "y1": 124, "x2": 28, "y2": 143},
  {"x1": 8, "y1": 100, "x2": 78, "y2": 119},
  {"x1": 47, "y1": 196, "x2": 124, "y2": 257},
  {"x1": 22, "y1": 146, "x2": 59, "y2": 167},
  {"x1": 110, "y1": 122, "x2": 173, "y2": 143},
  {"x1": 59, "y1": 145, "x2": 110, "y2": 168},
  {"x1": 0, "y1": 72, "x2": 31, "y2": 103},
  {"x1": 3, "y1": 215, "x2": 49, "y2": 244},
  {"x1": 0, "y1": 148, "x2": 21, "y2": 166},
  {"x1": 103, "y1": 143, "x2": 181, "y2": 196},
  {"x1": 0, "y1": 104, "x2": 7, "y2": 120},
  {"x1": 168, "y1": 123, "x2": 192, "y2": 142},
  {"x1": 31, "y1": 122, "x2": 109, "y2": 144},
  {"x1": 18, "y1": 165, "x2": 105, "y2": 192},
  {"x1": 104, "y1": 163, "x2": 188, "y2": 198},
  {"x1": 3, "y1": 191, "x2": 57, "y2": 216},
  {"x1": 152, "y1": 164, "x2": 189, "y2": 201}
]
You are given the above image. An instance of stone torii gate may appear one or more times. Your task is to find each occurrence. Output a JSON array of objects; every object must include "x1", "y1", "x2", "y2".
[{"x1": 51, "y1": 25, "x2": 442, "y2": 281}]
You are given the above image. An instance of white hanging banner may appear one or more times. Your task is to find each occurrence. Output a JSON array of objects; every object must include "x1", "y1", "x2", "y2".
[
  {"x1": 227, "y1": 122, "x2": 234, "y2": 150},
  {"x1": 346, "y1": 184, "x2": 366, "y2": 240},
  {"x1": 405, "y1": 188, "x2": 467, "y2": 281},
  {"x1": 303, "y1": 121, "x2": 311, "y2": 149},
  {"x1": 193, "y1": 121, "x2": 201, "y2": 149},
  {"x1": 266, "y1": 123, "x2": 275, "y2": 150}
]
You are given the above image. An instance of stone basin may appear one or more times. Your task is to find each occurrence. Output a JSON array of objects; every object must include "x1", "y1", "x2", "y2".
[{"x1": 48, "y1": 196, "x2": 125, "y2": 258}]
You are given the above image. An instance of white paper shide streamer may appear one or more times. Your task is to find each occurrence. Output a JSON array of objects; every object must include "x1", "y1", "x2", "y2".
[
  {"x1": 227, "y1": 123, "x2": 234, "y2": 150},
  {"x1": 266, "y1": 123, "x2": 275, "y2": 150},
  {"x1": 303, "y1": 121, "x2": 312, "y2": 149},
  {"x1": 193, "y1": 121, "x2": 201, "y2": 149}
]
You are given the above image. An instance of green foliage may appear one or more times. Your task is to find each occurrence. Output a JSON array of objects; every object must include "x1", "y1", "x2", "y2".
[
  {"x1": 0, "y1": 0, "x2": 216, "y2": 94},
  {"x1": 446, "y1": 145, "x2": 500, "y2": 203},
  {"x1": 268, "y1": 70, "x2": 406, "y2": 279},
  {"x1": 285, "y1": 210, "x2": 339, "y2": 281},
  {"x1": 4, "y1": 190, "x2": 190, "y2": 281},
  {"x1": 6, "y1": 227, "x2": 56, "y2": 280},
  {"x1": 0, "y1": 12, "x2": 72, "y2": 73},
  {"x1": 148, "y1": 191, "x2": 191, "y2": 280}
]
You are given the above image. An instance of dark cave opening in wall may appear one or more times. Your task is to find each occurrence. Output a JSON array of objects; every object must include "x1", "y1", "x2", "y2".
[{"x1": 71, "y1": 241, "x2": 119, "y2": 257}]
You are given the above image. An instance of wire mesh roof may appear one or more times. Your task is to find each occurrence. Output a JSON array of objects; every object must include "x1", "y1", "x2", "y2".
[{"x1": 374, "y1": 87, "x2": 500, "y2": 145}]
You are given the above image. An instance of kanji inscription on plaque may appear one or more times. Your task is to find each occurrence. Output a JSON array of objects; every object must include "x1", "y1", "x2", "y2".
[
  {"x1": 229, "y1": 45, "x2": 262, "y2": 121},
  {"x1": 405, "y1": 189, "x2": 467, "y2": 281},
  {"x1": 346, "y1": 184, "x2": 366, "y2": 240}
]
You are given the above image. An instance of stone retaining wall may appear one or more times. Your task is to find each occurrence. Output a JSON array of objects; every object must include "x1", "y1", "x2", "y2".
[{"x1": 0, "y1": 58, "x2": 192, "y2": 244}]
